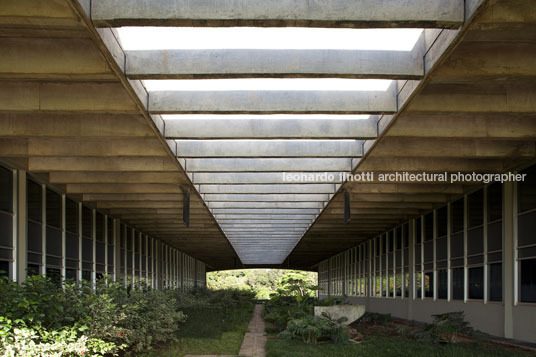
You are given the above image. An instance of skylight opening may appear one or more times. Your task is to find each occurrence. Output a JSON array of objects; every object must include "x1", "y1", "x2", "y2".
[
  {"x1": 144, "y1": 78, "x2": 392, "y2": 91},
  {"x1": 163, "y1": 114, "x2": 370, "y2": 120},
  {"x1": 117, "y1": 27, "x2": 423, "y2": 51}
]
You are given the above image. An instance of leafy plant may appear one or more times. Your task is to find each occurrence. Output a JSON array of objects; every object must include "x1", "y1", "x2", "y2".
[
  {"x1": 279, "y1": 315, "x2": 349, "y2": 345},
  {"x1": 414, "y1": 311, "x2": 473, "y2": 344}
]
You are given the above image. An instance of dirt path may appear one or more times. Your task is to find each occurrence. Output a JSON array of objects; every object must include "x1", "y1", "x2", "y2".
[{"x1": 238, "y1": 304, "x2": 266, "y2": 357}]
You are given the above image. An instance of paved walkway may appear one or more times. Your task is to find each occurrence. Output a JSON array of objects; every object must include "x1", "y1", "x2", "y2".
[
  {"x1": 185, "y1": 304, "x2": 267, "y2": 357},
  {"x1": 238, "y1": 304, "x2": 267, "y2": 357}
]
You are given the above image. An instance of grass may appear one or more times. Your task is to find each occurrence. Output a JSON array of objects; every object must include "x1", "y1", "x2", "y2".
[
  {"x1": 145, "y1": 304, "x2": 254, "y2": 357},
  {"x1": 265, "y1": 336, "x2": 532, "y2": 357}
]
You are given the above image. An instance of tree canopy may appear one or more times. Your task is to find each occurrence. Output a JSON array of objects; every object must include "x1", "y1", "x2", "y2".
[{"x1": 207, "y1": 269, "x2": 317, "y2": 299}]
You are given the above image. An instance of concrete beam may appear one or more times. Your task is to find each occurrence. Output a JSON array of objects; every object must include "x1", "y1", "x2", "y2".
[
  {"x1": 373, "y1": 138, "x2": 536, "y2": 158},
  {"x1": 200, "y1": 184, "x2": 335, "y2": 194},
  {"x1": 193, "y1": 172, "x2": 342, "y2": 184},
  {"x1": 166, "y1": 118, "x2": 377, "y2": 139},
  {"x1": 357, "y1": 157, "x2": 507, "y2": 172},
  {"x1": 126, "y1": 49, "x2": 423, "y2": 79},
  {"x1": 345, "y1": 183, "x2": 464, "y2": 194},
  {"x1": 203, "y1": 193, "x2": 329, "y2": 202},
  {"x1": 0, "y1": 113, "x2": 153, "y2": 138},
  {"x1": 407, "y1": 81, "x2": 536, "y2": 113},
  {"x1": 186, "y1": 158, "x2": 351, "y2": 172},
  {"x1": 149, "y1": 89, "x2": 396, "y2": 114},
  {"x1": 0, "y1": 138, "x2": 168, "y2": 157},
  {"x1": 28, "y1": 157, "x2": 178, "y2": 172},
  {"x1": 91, "y1": 0, "x2": 463, "y2": 28},
  {"x1": 216, "y1": 214, "x2": 315, "y2": 220},
  {"x1": 48, "y1": 171, "x2": 187, "y2": 184},
  {"x1": 208, "y1": 201, "x2": 324, "y2": 209},
  {"x1": 212, "y1": 208, "x2": 320, "y2": 215},
  {"x1": 221, "y1": 224, "x2": 309, "y2": 228},
  {"x1": 68, "y1": 183, "x2": 183, "y2": 194},
  {"x1": 0, "y1": 82, "x2": 138, "y2": 113},
  {"x1": 0, "y1": 37, "x2": 114, "y2": 80},
  {"x1": 177, "y1": 140, "x2": 363, "y2": 158},
  {"x1": 82, "y1": 193, "x2": 183, "y2": 201},
  {"x1": 388, "y1": 113, "x2": 536, "y2": 139}
]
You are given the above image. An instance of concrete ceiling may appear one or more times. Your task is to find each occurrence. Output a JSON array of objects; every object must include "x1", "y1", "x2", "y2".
[{"x1": 1, "y1": 0, "x2": 535, "y2": 269}]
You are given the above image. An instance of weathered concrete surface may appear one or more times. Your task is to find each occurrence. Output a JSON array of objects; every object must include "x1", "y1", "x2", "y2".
[
  {"x1": 126, "y1": 49, "x2": 423, "y2": 79},
  {"x1": 176, "y1": 140, "x2": 363, "y2": 158},
  {"x1": 314, "y1": 305, "x2": 366, "y2": 325},
  {"x1": 149, "y1": 89, "x2": 396, "y2": 114},
  {"x1": 92, "y1": 0, "x2": 463, "y2": 28},
  {"x1": 165, "y1": 117, "x2": 377, "y2": 139},
  {"x1": 186, "y1": 158, "x2": 351, "y2": 172}
]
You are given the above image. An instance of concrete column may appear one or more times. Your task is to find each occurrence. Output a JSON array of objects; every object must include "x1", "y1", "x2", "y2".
[
  {"x1": 16, "y1": 170, "x2": 27, "y2": 283},
  {"x1": 407, "y1": 218, "x2": 415, "y2": 320},
  {"x1": 61, "y1": 195, "x2": 66, "y2": 282},
  {"x1": 503, "y1": 181, "x2": 515, "y2": 339}
]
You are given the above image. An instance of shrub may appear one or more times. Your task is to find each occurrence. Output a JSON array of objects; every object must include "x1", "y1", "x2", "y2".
[
  {"x1": 414, "y1": 311, "x2": 473, "y2": 344},
  {"x1": 0, "y1": 276, "x2": 189, "y2": 355},
  {"x1": 279, "y1": 314, "x2": 349, "y2": 345}
]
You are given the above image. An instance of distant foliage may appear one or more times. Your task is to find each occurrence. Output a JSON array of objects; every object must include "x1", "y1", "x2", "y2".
[{"x1": 207, "y1": 269, "x2": 317, "y2": 300}]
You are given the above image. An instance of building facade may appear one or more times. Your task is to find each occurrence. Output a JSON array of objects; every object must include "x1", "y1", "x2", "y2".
[
  {"x1": 318, "y1": 164, "x2": 536, "y2": 343},
  {"x1": 0, "y1": 164, "x2": 206, "y2": 289}
]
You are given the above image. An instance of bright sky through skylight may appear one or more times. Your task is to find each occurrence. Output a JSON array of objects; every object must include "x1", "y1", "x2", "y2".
[
  {"x1": 118, "y1": 27, "x2": 422, "y2": 51},
  {"x1": 163, "y1": 114, "x2": 370, "y2": 120},
  {"x1": 144, "y1": 78, "x2": 392, "y2": 91}
]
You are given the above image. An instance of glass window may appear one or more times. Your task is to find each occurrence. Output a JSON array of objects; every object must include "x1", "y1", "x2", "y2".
[
  {"x1": 452, "y1": 267, "x2": 464, "y2": 300},
  {"x1": 518, "y1": 165, "x2": 536, "y2": 214},
  {"x1": 520, "y1": 258, "x2": 536, "y2": 303},
  {"x1": 451, "y1": 199, "x2": 464, "y2": 234},
  {"x1": 468, "y1": 190, "x2": 484, "y2": 229},
  {"x1": 487, "y1": 183, "x2": 502, "y2": 223},
  {"x1": 0, "y1": 166, "x2": 13, "y2": 213},
  {"x1": 436, "y1": 206, "x2": 447, "y2": 238},
  {"x1": 27, "y1": 180, "x2": 42, "y2": 223},
  {"x1": 424, "y1": 212, "x2": 433, "y2": 242},
  {"x1": 468, "y1": 266, "x2": 483, "y2": 300},
  {"x1": 424, "y1": 271, "x2": 433, "y2": 298},
  {"x1": 46, "y1": 189, "x2": 61, "y2": 229},
  {"x1": 489, "y1": 263, "x2": 502, "y2": 302},
  {"x1": 437, "y1": 269, "x2": 448, "y2": 299},
  {"x1": 65, "y1": 198, "x2": 78, "y2": 234}
]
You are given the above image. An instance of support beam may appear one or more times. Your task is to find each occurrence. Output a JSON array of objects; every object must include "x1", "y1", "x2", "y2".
[
  {"x1": 91, "y1": 0, "x2": 464, "y2": 28},
  {"x1": 186, "y1": 158, "x2": 351, "y2": 172},
  {"x1": 149, "y1": 89, "x2": 396, "y2": 114},
  {"x1": 212, "y1": 208, "x2": 321, "y2": 215},
  {"x1": 0, "y1": 82, "x2": 138, "y2": 113},
  {"x1": 203, "y1": 193, "x2": 329, "y2": 202},
  {"x1": 0, "y1": 37, "x2": 114, "y2": 80},
  {"x1": 200, "y1": 184, "x2": 335, "y2": 194},
  {"x1": 216, "y1": 214, "x2": 316, "y2": 220},
  {"x1": 165, "y1": 118, "x2": 377, "y2": 139},
  {"x1": 126, "y1": 49, "x2": 423, "y2": 79},
  {"x1": 177, "y1": 140, "x2": 363, "y2": 158},
  {"x1": 193, "y1": 172, "x2": 342, "y2": 184},
  {"x1": 208, "y1": 201, "x2": 324, "y2": 209}
]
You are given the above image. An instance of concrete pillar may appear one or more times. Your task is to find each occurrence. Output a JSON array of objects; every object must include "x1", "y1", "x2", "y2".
[
  {"x1": 16, "y1": 170, "x2": 27, "y2": 283},
  {"x1": 503, "y1": 181, "x2": 515, "y2": 339},
  {"x1": 407, "y1": 218, "x2": 415, "y2": 320}
]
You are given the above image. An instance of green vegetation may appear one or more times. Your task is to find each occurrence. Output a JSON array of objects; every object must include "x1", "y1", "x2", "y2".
[
  {"x1": 0, "y1": 275, "x2": 255, "y2": 356},
  {"x1": 145, "y1": 288, "x2": 255, "y2": 356},
  {"x1": 266, "y1": 336, "x2": 530, "y2": 357},
  {"x1": 207, "y1": 269, "x2": 317, "y2": 299}
]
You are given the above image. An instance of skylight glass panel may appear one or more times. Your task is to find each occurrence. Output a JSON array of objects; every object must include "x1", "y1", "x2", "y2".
[
  {"x1": 117, "y1": 27, "x2": 423, "y2": 51},
  {"x1": 144, "y1": 78, "x2": 392, "y2": 91}
]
